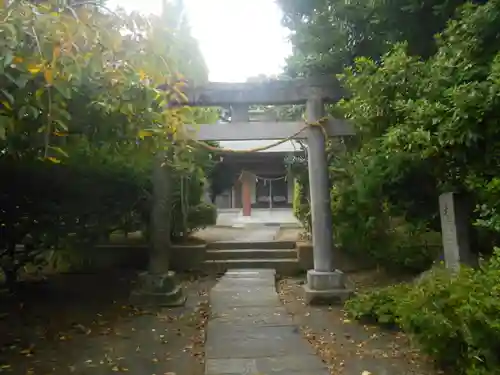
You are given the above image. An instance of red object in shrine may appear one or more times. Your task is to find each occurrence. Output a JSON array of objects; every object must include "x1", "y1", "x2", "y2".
[{"x1": 241, "y1": 173, "x2": 252, "y2": 217}]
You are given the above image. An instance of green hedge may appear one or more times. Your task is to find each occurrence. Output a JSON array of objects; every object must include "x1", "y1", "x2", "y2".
[
  {"x1": 292, "y1": 179, "x2": 311, "y2": 232},
  {"x1": 170, "y1": 202, "x2": 217, "y2": 239},
  {"x1": 345, "y1": 250, "x2": 500, "y2": 375}
]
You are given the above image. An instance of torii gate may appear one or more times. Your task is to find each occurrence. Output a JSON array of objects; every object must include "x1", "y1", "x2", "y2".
[{"x1": 181, "y1": 76, "x2": 355, "y2": 302}]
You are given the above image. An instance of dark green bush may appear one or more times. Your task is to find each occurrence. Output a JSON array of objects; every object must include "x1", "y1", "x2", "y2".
[
  {"x1": 186, "y1": 203, "x2": 217, "y2": 232},
  {"x1": 345, "y1": 249, "x2": 500, "y2": 375},
  {"x1": 345, "y1": 283, "x2": 410, "y2": 327},
  {"x1": 292, "y1": 179, "x2": 311, "y2": 232}
]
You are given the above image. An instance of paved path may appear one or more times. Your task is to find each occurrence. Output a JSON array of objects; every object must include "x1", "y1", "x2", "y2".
[
  {"x1": 216, "y1": 208, "x2": 300, "y2": 228},
  {"x1": 195, "y1": 226, "x2": 280, "y2": 243},
  {"x1": 205, "y1": 269, "x2": 329, "y2": 375},
  {"x1": 233, "y1": 227, "x2": 278, "y2": 242}
]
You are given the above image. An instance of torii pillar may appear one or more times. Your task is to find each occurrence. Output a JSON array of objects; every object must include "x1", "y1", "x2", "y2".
[
  {"x1": 232, "y1": 104, "x2": 252, "y2": 217},
  {"x1": 302, "y1": 87, "x2": 353, "y2": 304}
]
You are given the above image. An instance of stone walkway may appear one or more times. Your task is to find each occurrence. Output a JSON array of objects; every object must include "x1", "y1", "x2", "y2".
[
  {"x1": 216, "y1": 208, "x2": 300, "y2": 228},
  {"x1": 205, "y1": 269, "x2": 329, "y2": 375},
  {"x1": 233, "y1": 227, "x2": 279, "y2": 242}
]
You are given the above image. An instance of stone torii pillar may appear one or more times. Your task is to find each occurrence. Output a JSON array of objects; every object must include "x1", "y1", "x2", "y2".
[
  {"x1": 130, "y1": 150, "x2": 186, "y2": 307},
  {"x1": 302, "y1": 88, "x2": 352, "y2": 304}
]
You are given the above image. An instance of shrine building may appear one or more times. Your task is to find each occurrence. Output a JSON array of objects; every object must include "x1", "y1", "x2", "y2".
[{"x1": 212, "y1": 108, "x2": 304, "y2": 216}]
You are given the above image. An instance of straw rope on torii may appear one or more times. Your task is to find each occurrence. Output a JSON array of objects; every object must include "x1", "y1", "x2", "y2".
[{"x1": 180, "y1": 115, "x2": 331, "y2": 154}]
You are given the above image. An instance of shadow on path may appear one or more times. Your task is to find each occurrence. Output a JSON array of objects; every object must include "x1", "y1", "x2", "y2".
[{"x1": 0, "y1": 271, "x2": 215, "y2": 375}]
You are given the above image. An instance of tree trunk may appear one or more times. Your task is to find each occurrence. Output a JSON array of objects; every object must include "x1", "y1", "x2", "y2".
[
  {"x1": 148, "y1": 149, "x2": 173, "y2": 274},
  {"x1": 4, "y1": 268, "x2": 18, "y2": 292}
]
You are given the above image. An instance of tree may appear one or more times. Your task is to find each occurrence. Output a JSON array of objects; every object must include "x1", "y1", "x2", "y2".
[
  {"x1": 281, "y1": 0, "x2": 500, "y2": 272},
  {"x1": 0, "y1": 0, "x2": 217, "y2": 287},
  {"x1": 278, "y1": 0, "x2": 488, "y2": 76}
]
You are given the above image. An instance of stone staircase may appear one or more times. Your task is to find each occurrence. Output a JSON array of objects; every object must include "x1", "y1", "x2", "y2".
[{"x1": 204, "y1": 240, "x2": 300, "y2": 276}]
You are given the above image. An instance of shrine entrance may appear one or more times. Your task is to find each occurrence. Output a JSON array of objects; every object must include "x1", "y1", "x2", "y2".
[
  {"x1": 168, "y1": 76, "x2": 355, "y2": 301},
  {"x1": 254, "y1": 175, "x2": 289, "y2": 209}
]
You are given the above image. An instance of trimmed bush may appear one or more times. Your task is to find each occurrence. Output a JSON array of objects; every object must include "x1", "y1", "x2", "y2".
[
  {"x1": 293, "y1": 179, "x2": 311, "y2": 232},
  {"x1": 187, "y1": 203, "x2": 217, "y2": 233},
  {"x1": 345, "y1": 249, "x2": 500, "y2": 375}
]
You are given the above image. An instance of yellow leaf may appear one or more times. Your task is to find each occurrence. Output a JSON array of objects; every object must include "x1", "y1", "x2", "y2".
[
  {"x1": 49, "y1": 146, "x2": 69, "y2": 157},
  {"x1": 44, "y1": 69, "x2": 54, "y2": 85},
  {"x1": 46, "y1": 157, "x2": 61, "y2": 164},
  {"x1": 138, "y1": 130, "x2": 153, "y2": 139},
  {"x1": 53, "y1": 46, "x2": 61, "y2": 60},
  {"x1": 138, "y1": 70, "x2": 147, "y2": 80},
  {"x1": 13, "y1": 56, "x2": 23, "y2": 64},
  {"x1": 27, "y1": 64, "x2": 43, "y2": 74}
]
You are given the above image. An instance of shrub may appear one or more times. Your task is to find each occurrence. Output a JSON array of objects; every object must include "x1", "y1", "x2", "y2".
[
  {"x1": 292, "y1": 179, "x2": 311, "y2": 232},
  {"x1": 345, "y1": 249, "x2": 500, "y2": 374},
  {"x1": 186, "y1": 203, "x2": 217, "y2": 233},
  {"x1": 344, "y1": 283, "x2": 410, "y2": 327}
]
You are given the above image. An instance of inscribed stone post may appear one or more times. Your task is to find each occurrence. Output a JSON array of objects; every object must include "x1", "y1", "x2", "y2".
[{"x1": 439, "y1": 192, "x2": 477, "y2": 272}]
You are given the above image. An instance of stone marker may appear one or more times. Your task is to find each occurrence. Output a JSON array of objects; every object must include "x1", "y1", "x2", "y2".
[{"x1": 439, "y1": 192, "x2": 477, "y2": 272}]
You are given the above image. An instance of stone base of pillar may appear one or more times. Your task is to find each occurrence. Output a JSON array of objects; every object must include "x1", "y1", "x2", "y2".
[
  {"x1": 130, "y1": 271, "x2": 186, "y2": 307},
  {"x1": 303, "y1": 269, "x2": 353, "y2": 305}
]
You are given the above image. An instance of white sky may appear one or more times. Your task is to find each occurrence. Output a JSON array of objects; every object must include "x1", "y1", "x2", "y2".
[{"x1": 106, "y1": 0, "x2": 292, "y2": 82}]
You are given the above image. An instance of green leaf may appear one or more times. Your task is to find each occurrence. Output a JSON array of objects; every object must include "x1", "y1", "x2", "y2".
[
  {"x1": 18, "y1": 105, "x2": 30, "y2": 118},
  {"x1": 1, "y1": 89, "x2": 14, "y2": 106},
  {"x1": 17, "y1": 105, "x2": 39, "y2": 119},
  {"x1": 53, "y1": 83, "x2": 72, "y2": 100},
  {"x1": 54, "y1": 119, "x2": 68, "y2": 131},
  {"x1": 15, "y1": 75, "x2": 29, "y2": 89},
  {"x1": 2, "y1": 52, "x2": 13, "y2": 68},
  {"x1": 0, "y1": 115, "x2": 9, "y2": 140},
  {"x1": 49, "y1": 146, "x2": 69, "y2": 157}
]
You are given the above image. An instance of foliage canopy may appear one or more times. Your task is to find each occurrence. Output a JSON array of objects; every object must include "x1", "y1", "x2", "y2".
[{"x1": 0, "y1": 0, "x2": 217, "y2": 285}]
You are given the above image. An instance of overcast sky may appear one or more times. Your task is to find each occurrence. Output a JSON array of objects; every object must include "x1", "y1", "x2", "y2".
[{"x1": 106, "y1": 0, "x2": 292, "y2": 82}]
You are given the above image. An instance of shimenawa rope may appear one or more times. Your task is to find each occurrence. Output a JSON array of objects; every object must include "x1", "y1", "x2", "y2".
[{"x1": 182, "y1": 116, "x2": 330, "y2": 154}]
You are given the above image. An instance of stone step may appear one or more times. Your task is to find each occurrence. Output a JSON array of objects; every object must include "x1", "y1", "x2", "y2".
[
  {"x1": 207, "y1": 240, "x2": 296, "y2": 250},
  {"x1": 204, "y1": 259, "x2": 300, "y2": 276},
  {"x1": 206, "y1": 249, "x2": 297, "y2": 261}
]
